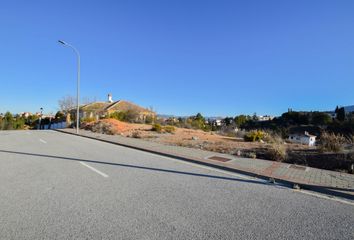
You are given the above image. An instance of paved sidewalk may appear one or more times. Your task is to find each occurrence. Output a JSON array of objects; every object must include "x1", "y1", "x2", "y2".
[{"x1": 57, "y1": 129, "x2": 354, "y2": 200}]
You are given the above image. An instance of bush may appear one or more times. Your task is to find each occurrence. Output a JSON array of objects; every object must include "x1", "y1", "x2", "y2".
[
  {"x1": 266, "y1": 143, "x2": 287, "y2": 162},
  {"x1": 90, "y1": 121, "x2": 117, "y2": 135},
  {"x1": 81, "y1": 117, "x2": 96, "y2": 123},
  {"x1": 152, "y1": 123, "x2": 162, "y2": 133},
  {"x1": 145, "y1": 115, "x2": 154, "y2": 124},
  {"x1": 131, "y1": 131, "x2": 141, "y2": 138},
  {"x1": 263, "y1": 131, "x2": 283, "y2": 144},
  {"x1": 244, "y1": 130, "x2": 265, "y2": 142},
  {"x1": 124, "y1": 110, "x2": 139, "y2": 123},
  {"x1": 109, "y1": 111, "x2": 126, "y2": 121},
  {"x1": 319, "y1": 132, "x2": 346, "y2": 153},
  {"x1": 246, "y1": 152, "x2": 257, "y2": 159},
  {"x1": 164, "y1": 125, "x2": 176, "y2": 133}
]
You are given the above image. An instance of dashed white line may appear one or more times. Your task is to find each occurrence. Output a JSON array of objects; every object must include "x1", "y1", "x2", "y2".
[
  {"x1": 39, "y1": 139, "x2": 47, "y2": 144},
  {"x1": 79, "y1": 161, "x2": 109, "y2": 178}
]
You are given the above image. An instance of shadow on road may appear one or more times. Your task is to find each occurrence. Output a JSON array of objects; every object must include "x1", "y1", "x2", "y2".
[{"x1": 0, "y1": 149, "x2": 270, "y2": 186}]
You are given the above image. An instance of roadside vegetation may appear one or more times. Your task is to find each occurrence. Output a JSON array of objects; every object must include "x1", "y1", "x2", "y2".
[{"x1": 0, "y1": 112, "x2": 26, "y2": 130}]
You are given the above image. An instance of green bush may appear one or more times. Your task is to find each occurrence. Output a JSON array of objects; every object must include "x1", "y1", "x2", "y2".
[
  {"x1": 109, "y1": 111, "x2": 126, "y2": 121},
  {"x1": 1, "y1": 112, "x2": 14, "y2": 130},
  {"x1": 145, "y1": 115, "x2": 154, "y2": 124},
  {"x1": 152, "y1": 123, "x2": 162, "y2": 133},
  {"x1": 164, "y1": 125, "x2": 176, "y2": 133},
  {"x1": 81, "y1": 117, "x2": 96, "y2": 123},
  {"x1": 244, "y1": 130, "x2": 265, "y2": 142},
  {"x1": 55, "y1": 111, "x2": 65, "y2": 120}
]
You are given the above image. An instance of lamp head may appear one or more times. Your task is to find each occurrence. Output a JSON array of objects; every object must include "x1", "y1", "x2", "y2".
[{"x1": 58, "y1": 40, "x2": 67, "y2": 45}]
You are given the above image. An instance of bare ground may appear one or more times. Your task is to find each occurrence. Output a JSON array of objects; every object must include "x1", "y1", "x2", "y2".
[{"x1": 84, "y1": 119, "x2": 308, "y2": 155}]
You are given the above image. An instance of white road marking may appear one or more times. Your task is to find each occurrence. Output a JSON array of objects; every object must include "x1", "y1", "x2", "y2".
[
  {"x1": 79, "y1": 161, "x2": 109, "y2": 178},
  {"x1": 39, "y1": 139, "x2": 47, "y2": 144}
]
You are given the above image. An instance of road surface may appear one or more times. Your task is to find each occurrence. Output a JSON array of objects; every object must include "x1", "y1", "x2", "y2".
[{"x1": 0, "y1": 130, "x2": 353, "y2": 239}]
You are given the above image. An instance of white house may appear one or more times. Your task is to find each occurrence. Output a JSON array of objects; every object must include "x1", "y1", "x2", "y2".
[
  {"x1": 257, "y1": 115, "x2": 274, "y2": 121},
  {"x1": 288, "y1": 131, "x2": 317, "y2": 146}
]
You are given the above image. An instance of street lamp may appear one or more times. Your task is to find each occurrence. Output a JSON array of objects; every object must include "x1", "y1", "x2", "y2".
[
  {"x1": 58, "y1": 40, "x2": 80, "y2": 134},
  {"x1": 39, "y1": 107, "x2": 43, "y2": 130}
]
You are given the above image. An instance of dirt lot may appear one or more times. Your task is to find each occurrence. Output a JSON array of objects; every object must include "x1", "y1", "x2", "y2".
[
  {"x1": 84, "y1": 119, "x2": 307, "y2": 155},
  {"x1": 82, "y1": 119, "x2": 354, "y2": 172}
]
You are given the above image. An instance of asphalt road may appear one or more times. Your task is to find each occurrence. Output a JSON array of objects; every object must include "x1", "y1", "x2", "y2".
[{"x1": 0, "y1": 130, "x2": 353, "y2": 240}]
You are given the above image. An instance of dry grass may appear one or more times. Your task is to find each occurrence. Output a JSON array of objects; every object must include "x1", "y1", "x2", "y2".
[
  {"x1": 83, "y1": 119, "x2": 307, "y2": 158},
  {"x1": 319, "y1": 132, "x2": 346, "y2": 153},
  {"x1": 266, "y1": 142, "x2": 287, "y2": 161}
]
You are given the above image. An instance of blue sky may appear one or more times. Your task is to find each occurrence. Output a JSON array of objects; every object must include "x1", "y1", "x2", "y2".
[{"x1": 1, "y1": 0, "x2": 354, "y2": 117}]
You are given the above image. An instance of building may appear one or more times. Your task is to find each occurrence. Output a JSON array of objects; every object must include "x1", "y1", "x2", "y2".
[
  {"x1": 288, "y1": 131, "x2": 316, "y2": 146},
  {"x1": 257, "y1": 115, "x2": 274, "y2": 121},
  {"x1": 70, "y1": 94, "x2": 156, "y2": 122}
]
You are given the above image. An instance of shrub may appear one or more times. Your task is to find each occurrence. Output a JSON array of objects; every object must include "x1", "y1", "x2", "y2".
[
  {"x1": 2, "y1": 112, "x2": 13, "y2": 130},
  {"x1": 81, "y1": 117, "x2": 96, "y2": 123},
  {"x1": 244, "y1": 130, "x2": 265, "y2": 142},
  {"x1": 124, "y1": 110, "x2": 139, "y2": 123},
  {"x1": 109, "y1": 111, "x2": 126, "y2": 121},
  {"x1": 145, "y1": 115, "x2": 154, "y2": 124},
  {"x1": 164, "y1": 125, "x2": 176, "y2": 133},
  {"x1": 91, "y1": 121, "x2": 117, "y2": 135},
  {"x1": 246, "y1": 152, "x2": 257, "y2": 159},
  {"x1": 266, "y1": 143, "x2": 287, "y2": 161},
  {"x1": 152, "y1": 123, "x2": 162, "y2": 133},
  {"x1": 263, "y1": 131, "x2": 283, "y2": 144},
  {"x1": 131, "y1": 131, "x2": 141, "y2": 138},
  {"x1": 319, "y1": 132, "x2": 346, "y2": 153}
]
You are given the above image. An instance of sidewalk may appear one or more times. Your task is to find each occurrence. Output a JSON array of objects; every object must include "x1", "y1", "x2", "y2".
[{"x1": 57, "y1": 129, "x2": 354, "y2": 200}]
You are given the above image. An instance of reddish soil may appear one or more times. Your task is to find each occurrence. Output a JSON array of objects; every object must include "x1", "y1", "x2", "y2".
[{"x1": 84, "y1": 119, "x2": 307, "y2": 155}]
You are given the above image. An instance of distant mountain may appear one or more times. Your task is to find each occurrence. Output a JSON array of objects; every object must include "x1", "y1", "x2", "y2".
[
  {"x1": 157, "y1": 114, "x2": 224, "y2": 119},
  {"x1": 344, "y1": 105, "x2": 354, "y2": 113}
]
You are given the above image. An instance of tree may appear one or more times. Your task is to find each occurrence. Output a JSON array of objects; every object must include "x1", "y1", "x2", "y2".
[
  {"x1": 234, "y1": 115, "x2": 248, "y2": 127},
  {"x1": 336, "y1": 107, "x2": 346, "y2": 121},
  {"x1": 2, "y1": 112, "x2": 14, "y2": 130},
  {"x1": 223, "y1": 117, "x2": 234, "y2": 126},
  {"x1": 191, "y1": 113, "x2": 207, "y2": 130},
  {"x1": 58, "y1": 95, "x2": 76, "y2": 113},
  {"x1": 13, "y1": 117, "x2": 25, "y2": 130},
  {"x1": 311, "y1": 112, "x2": 332, "y2": 126},
  {"x1": 335, "y1": 106, "x2": 339, "y2": 114},
  {"x1": 55, "y1": 111, "x2": 65, "y2": 120},
  {"x1": 194, "y1": 113, "x2": 204, "y2": 122}
]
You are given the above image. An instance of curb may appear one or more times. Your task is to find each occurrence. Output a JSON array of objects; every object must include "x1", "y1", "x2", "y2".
[{"x1": 55, "y1": 129, "x2": 354, "y2": 201}]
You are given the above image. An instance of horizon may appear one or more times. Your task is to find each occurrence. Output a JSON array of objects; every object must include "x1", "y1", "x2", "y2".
[{"x1": 1, "y1": 1, "x2": 354, "y2": 116}]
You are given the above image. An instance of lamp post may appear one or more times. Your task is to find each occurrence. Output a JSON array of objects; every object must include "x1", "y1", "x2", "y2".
[
  {"x1": 58, "y1": 40, "x2": 80, "y2": 134},
  {"x1": 39, "y1": 107, "x2": 43, "y2": 130}
]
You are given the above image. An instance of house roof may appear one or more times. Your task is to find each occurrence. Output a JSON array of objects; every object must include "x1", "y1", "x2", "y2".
[
  {"x1": 78, "y1": 100, "x2": 154, "y2": 114},
  {"x1": 289, "y1": 132, "x2": 316, "y2": 138}
]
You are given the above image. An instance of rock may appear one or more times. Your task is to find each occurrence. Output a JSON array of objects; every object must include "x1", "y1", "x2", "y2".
[{"x1": 192, "y1": 136, "x2": 199, "y2": 140}]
